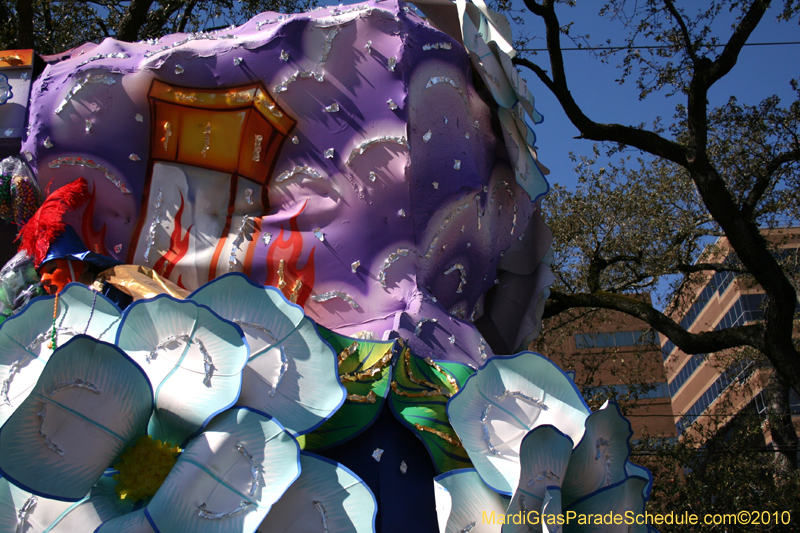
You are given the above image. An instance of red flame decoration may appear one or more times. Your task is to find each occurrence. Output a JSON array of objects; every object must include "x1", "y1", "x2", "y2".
[
  {"x1": 81, "y1": 183, "x2": 108, "y2": 256},
  {"x1": 154, "y1": 191, "x2": 193, "y2": 287},
  {"x1": 265, "y1": 200, "x2": 315, "y2": 307}
]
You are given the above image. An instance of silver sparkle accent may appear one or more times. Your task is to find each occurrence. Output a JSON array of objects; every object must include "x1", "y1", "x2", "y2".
[
  {"x1": 419, "y1": 203, "x2": 469, "y2": 259},
  {"x1": 422, "y1": 42, "x2": 452, "y2": 51},
  {"x1": 55, "y1": 73, "x2": 117, "y2": 114},
  {"x1": 345, "y1": 136, "x2": 408, "y2": 166},
  {"x1": 372, "y1": 448, "x2": 384, "y2": 462},
  {"x1": 75, "y1": 52, "x2": 129, "y2": 68},
  {"x1": 236, "y1": 443, "x2": 262, "y2": 497},
  {"x1": 481, "y1": 404, "x2": 501, "y2": 456},
  {"x1": 448, "y1": 335, "x2": 456, "y2": 345},
  {"x1": 369, "y1": 171, "x2": 377, "y2": 182},
  {"x1": 229, "y1": 215, "x2": 254, "y2": 272},
  {"x1": 233, "y1": 319, "x2": 279, "y2": 344},
  {"x1": 49, "y1": 156, "x2": 131, "y2": 194},
  {"x1": 422, "y1": 130, "x2": 432, "y2": 143},
  {"x1": 280, "y1": 50, "x2": 289, "y2": 61},
  {"x1": 364, "y1": 40, "x2": 372, "y2": 53},
  {"x1": 473, "y1": 120, "x2": 480, "y2": 129},
  {"x1": 320, "y1": 28, "x2": 339, "y2": 63},
  {"x1": 261, "y1": 232, "x2": 273, "y2": 246},
  {"x1": 453, "y1": 159, "x2": 461, "y2": 170},
  {"x1": 310, "y1": 291, "x2": 360, "y2": 309},
  {"x1": 425, "y1": 77, "x2": 466, "y2": 103},
  {"x1": 275, "y1": 166, "x2": 324, "y2": 183},
  {"x1": 475, "y1": 194, "x2": 483, "y2": 230},
  {"x1": 274, "y1": 69, "x2": 325, "y2": 93},
  {"x1": 324, "y1": 148, "x2": 334, "y2": 159},
  {"x1": 245, "y1": 188, "x2": 254, "y2": 205},
  {"x1": 596, "y1": 437, "x2": 610, "y2": 460},
  {"x1": 43, "y1": 137, "x2": 53, "y2": 148},
  {"x1": 255, "y1": 14, "x2": 290, "y2": 29},
  {"x1": 399, "y1": 460, "x2": 408, "y2": 474},
  {"x1": 324, "y1": 103, "x2": 340, "y2": 113},
  {"x1": 388, "y1": 56, "x2": 396, "y2": 72},
  {"x1": 444, "y1": 263, "x2": 467, "y2": 293},
  {"x1": 313, "y1": 228, "x2": 325, "y2": 241},
  {"x1": 84, "y1": 120, "x2": 92, "y2": 133},
  {"x1": 27, "y1": 327, "x2": 81, "y2": 352},
  {"x1": 23, "y1": 151, "x2": 31, "y2": 161},
  {"x1": 129, "y1": 154, "x2": 140, "y2": 161},
  {"x1": 135, "y1": 113, "x2": 144, "y2": 122},
  {"x1": 175, "y1": 64, "x2": 184, "y2": 74},
  {"x1": 478, "y1": 338, "x2": 487, "y2": 360},
  {"x1": 465, "y1": 132, "x2": 470, "y2": 139},
  {"x1": 15, "y1": 496, "x2": 37, "y2": 533},
  {"x1": 3, "y1": 129, "x2": 12, "y2": 137},
  {"x1": 291, "y1": 135, "x2": 299, "y2": 144},
  {"x1": 143, "y1": 187, "x2": 162, "y2": 262},
  {"x1": 233, "y1": 57, "x2": 243, "y2": 66},
  {"x1": 432, "y1": 181, "x2": 439, "y2": 190},
  {"x1": 1, "y1": 356, "x2": 27, "y2": 405},
  {"x1": 194, "y1": 337, "x2": 216, "y2": 387},
  {"x1": 351, "y1": 260, "x2": 360, "y2": 273},
  {"x1": 495, "y1": 390, "x2": 548, "y2": 410},
  {"x1": 414, "y1": 318, "x2": 438, "y2": 336},
  {"x1": 491, "y1": 180, "x2": 515, "y2": 202},
  {"x1": 38, "y1": 403, "x2": 64, "y2": 456},
  {"x1": 398, "y1": 209, "x2": 406, "y2": 217},
  {"x1": 201, "y1": 122, "x2": 212, "y2": 158},
  {"x1": 253, "y1": 134, "x2": 263, "y2": 162},
  {"x1": 270, "y1": 346, "x2": 288, "y2": 397},
  {"x1": 146, "y1": 333, "x2": 189, "y2": 363},
  {"x1": 378, "y1": 248, "x2": 409, "y2": 287},
  {"x1": 387, "y1": 99, "x2": 398, "y2": 110},
  {"x1": 197, "y1": 501, "x2": 252, "y2": 520},
  {"x1": 529, "y1": 470, "x2": 560, "y2": 486},
  {"x1": 314, "y1": 500, "x2": 330, "y2": 533},
  {"x1": 460, "y1": 522, "x2": 476, "y2": 533},
  {"x1": 47, "y1": 379, "x2": 100, "y2": 397}
]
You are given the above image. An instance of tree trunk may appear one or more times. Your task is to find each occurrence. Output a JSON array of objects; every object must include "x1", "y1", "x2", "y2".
[
  {"x1": 765, "y1": 373, "x2": 798, "y2": 476},
  {"x1": 16, "y1": 0, "x2": 34, "y2": 49},
  {"x1": 116, "y1": 0, "x2": 155, "y2": 42}
]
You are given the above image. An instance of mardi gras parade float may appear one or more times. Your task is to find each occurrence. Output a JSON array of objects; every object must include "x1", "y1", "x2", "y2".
[{"x1": 0, "y1": 1, "x2": 658, "y2": 531}]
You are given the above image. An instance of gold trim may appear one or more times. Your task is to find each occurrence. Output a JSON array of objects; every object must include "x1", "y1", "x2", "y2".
[
  {"x1": 414, "y1": 423, "x2": 462, "y2": 448},
  {"x1": 347, "y1": 391, "x2": 378, "y2": 403},
  {"x1": 340, "y1": 350, "x2": 393, "y2": 382}
]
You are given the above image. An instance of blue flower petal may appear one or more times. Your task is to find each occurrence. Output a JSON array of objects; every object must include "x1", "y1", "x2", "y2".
[
  {"x1": 96, "y1": 508, "x2": 158, "y2": 533},
  {"x1": 433, "y1": 469, "x2": 509, "y2": 533}
]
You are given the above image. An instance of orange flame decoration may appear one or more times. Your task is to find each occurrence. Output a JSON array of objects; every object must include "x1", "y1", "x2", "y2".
[
  {"x1": 81, "y1": 183, "x2": 108, "y2": 256},
  {"x1": 265, "y1": 201, "x2": 315, "y2": 307},
  {"x1": 154, "y1": 191, "x2": 193, "y2": 289}
]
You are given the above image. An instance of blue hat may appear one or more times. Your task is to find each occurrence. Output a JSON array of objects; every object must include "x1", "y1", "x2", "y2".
[{"x1": 39, "y1": 225, "x2": 122, "y2": 272}]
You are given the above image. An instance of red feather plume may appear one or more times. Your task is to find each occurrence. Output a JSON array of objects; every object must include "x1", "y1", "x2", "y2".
[{"x1": 17, "y1": 177, "x2": 90, "y2": 268}]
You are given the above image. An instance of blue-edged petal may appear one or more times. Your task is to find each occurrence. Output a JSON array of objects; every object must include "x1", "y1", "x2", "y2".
[
  {"x1": 624, "y1": 461, "x2": 654, "y2": 502},
  {"x1": 563, "y1": 474, "x2": 652, "y2": 533},
  {"x1": 0, "y1": 284, "x2": 121, "y2": 425},
  {"x1": 142, "y1": 407, "x2": 300, "y2": 533},
  {"x1": 562, "y1": 402, "x2": 633, "y2": 506},
  {"x1": 505, "y1": 425, "x2": 573, "y2": 522},
  {"x1": 116, "y1": 295, "x2": 248, "y2": 444},
  {"x1": 434, "y1": 469, "x2": 509, "y2": 533},
  {"x1": 256, "y1": 452, "x2": 376, "y2": 532},
  {"x1": 96, "y1": 509, "x2": 157, "y2": 533},
  {"x1": 191, "y1": 273, "x2": 345, "y2": 436},
  {"x1": 0, "y1": 336, "x2": 152, "y2": 501},
  {"x1": 447, "y1": 352, "x2": 590, "y2": 495}
]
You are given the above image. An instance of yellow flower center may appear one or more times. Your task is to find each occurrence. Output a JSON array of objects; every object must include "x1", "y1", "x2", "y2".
[{"x1": 112, "y1": 435, "x2": 181, "y2": 501}]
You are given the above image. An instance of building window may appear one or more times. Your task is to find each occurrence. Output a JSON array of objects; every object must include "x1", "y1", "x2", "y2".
[{"x1": 575, "y1": 330, "x2": 659, "y2": 349}]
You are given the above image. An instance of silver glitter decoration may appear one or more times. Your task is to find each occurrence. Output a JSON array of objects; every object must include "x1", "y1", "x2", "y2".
[
  {"x1": 495, "y1": 390, "x2": 548, "y2": 410},
  {"x1": 596, "y1": 437, "x2": 610, "y2": 460},
  {"x1": 43, "y1": 137, "x2": 53, "y2": 148},
  {"x1": 291, "y1": 135, "x2": 299, "y2": 144},
  {"x1": 280, "y1": 50, "x2": 289, "y2": 61},
  {"x1": 55, "y1": 73, "x2": 116, "y2": 114},
  {"x1": 38, "y1": 403, "x2": 64, "y2": 456},
  {"x1": 253, "y1": 135, "x2": 263, "y2": 162},
  {"x1": 15, "y1": 496, "x2": 37, "y2": 533},
  {"x1": 274, "y1": 69, "x2": 325, "y2": 93},
  {"x1": 195, "y1": 337, "x2": 216, "y2": 387},
  {"x1": 464, "y1": 132, "x2": 470, "y2": 139},
  {"x1": 135, "y1": 113, "x2": 144, "y2": 122},
  {"x1": 460, "y1": 522, "x2": 476, "y2": 533},
  {"x1": 422, "y1": 42, "x2": 452, "y2": 50},
  {"x1": 74, "y1": 52, "x2": 128, "y2": 68},
  {"x1": 448, "y1": 335, "x2": 455, "y2": 345},
  {"x1": 275, "y1": 166, "x2": 324, "y2": 183},
  {"x1": 143, "y1": 187, "x2": 162, "y2": 262},
  {"x1": 475, "y1": 194, "x2": 483, "y2": 230},
  {"x1": 529, "y1": 470, "x2": 560, "y2": 486},
  {"x1": 432, "y1": 181, "x2": 438, "y2": 190},
  {"x1": 50, "y1": 156, "x2": 131, "y2": 194},
  {"x1": 351, "y1": 260, "x2": 360, "y2": 273},
  {"x1": 313, "y1": 228, "x2": 325, "y2": 241},
  {"x1": 398, "y1": 209, "x2": 406, "y2": 217},
  {"x1": 425, "y1": 77, "x2": 467, "y2": 102},
  {"x1": 369, "y1": 171, "x2": 377, "y2": 182},
  {"x1": 314, "y1": 500, "x2": 330, "y2": 533},
  {"x1": 236, "y1": 443, "x2": 262, "y2": 497},
  {"x1": 388, "y1": 56, "x2": 397, "y2": 72},
  {"x1": 387, "y1": 99, "x2": 398, "y2": 110},
  {"x1": 310, "y1": 291, "x2": 360, "y2": 309},
  {"x1": 399, "y1": 461, "x2": 408, "y2": 474},
  {"x1": 129, "y1": 154, "x2": 140, "y2": 161},
  {"x1": 233, "y1": 320, "x2": 278, "y2": 345},
  {"x1": 269, "y1": 345, "x2": 288, "y2": 397},
  {"x1": 444, "y1": 263, "x2": 467, "y2": 293},
  {"x1": 324, "y1": 148, "x2": 334, "y2": 159},
  {"x1": 201, "y1": 122, "x2": 212, "y2": 158},
  {"x1": 378, "y1": 248, "x2": 409, "y2": 287},
  {"x1": 245, "y1": 189, "x2": 254, "y2": 205},
  {"x1": 453, "y1": 159, "x2": 461, "y2": 170},
  {"x1": 85, "y1": 120, "x2": 92, "y2": 133},
  {"x1": 422, "y1": 130, "x2": 432, "y2": 143},
  {"x1": 324, "y1": 103, "x2": 340, "y2": 113},
  {"x1": 491, "y1": 180, "x2": 515, "y2": 201},
  {"x1": 115, "y1": 243, "x2": 123, "y2": 253},
  {"x1": 197, "y1": 501, "x2": 252, "y2": 520},
  {"x1": 420, "y1": 203, "x2": 469, "y2": 259},
  {"x1": 233, "y1": 57, "x2": 243, "y2": 66},
  {"x1": 481, "y1": 404, "x2": 501, "y2": 455},
  {"x1": 364, "y1": 40, "x2": 372, "y2": 53},
  {"x1": 175, "y1": 64, "x2": 184, "y2": 74},
  {"x1": 478, "y1": 338, "x2": 487, "y2": 360},
  {"x1": 23, "y1": 151, "x2": 32, "y2": 161},
  {"x1": 27, "y1": 327, "x2": 81, "y2": 352},
  {"x1": 414, "y1": 318, "x2": 438, "y2": 336},
  {"x1": 261, "y1": 232, "x2": 273, "y2": 246},
  {"x1": 3, "y1": 129, "x2": 12, "y2": 137},
  {"x1": 473, "y1": 120, "x2": 480, "y2": 129},
  {"x1": 228, "y1": 215, "x2": 254, "y2": 272},
  {"x1": 255, "y1": 14, "x2": 290, "y2": 29},
  {"x1": 1, "y1": 356, "x2": 27, "y2": 405},
  {"x1": 372, "y1": 448, "x2": 384, "y2": 462},
  {"x1": 47, "y1": 379, "x2": 100, "y2": 397},
  {"x1": 345, "y1": 136, "x2": 408, "y2": 166},
  {"x1": 320, "y1": 28, "x2": 340, "y2": 63},
  {"x1": 146, "y1": 333, "x2": 189, "y2": 363}
]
